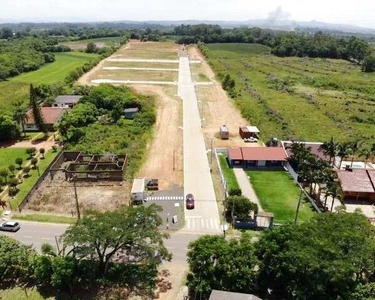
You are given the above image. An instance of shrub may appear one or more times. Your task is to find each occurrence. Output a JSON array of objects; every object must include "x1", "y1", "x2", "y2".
[
  {"x1": 31, "y1": 157, "x2": 38, "y2": 168},
  {"x1": 15, "y1": 157, "x2": 23, "y2": 169},
  {"x1": 39, "y1": 148, "x2": 45, "y2": 158},
  {"x1": 229, "y1": 187, "x2": 242, "y2": 196},
  {"x1": 23, "y1": 166, "x2": 31, "y2": 177},
  {"x1": 26, "y1": 147, "x2": 37, "y2": 158}
]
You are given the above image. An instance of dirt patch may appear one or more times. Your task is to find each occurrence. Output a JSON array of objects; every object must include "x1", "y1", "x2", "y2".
[
  {"x1": 26, "y1": 173, "x2": 130, "y2": 215},
  {"x1": 188, "y1": 46, "x2": 253, "y2": 148},
  {"x1": 131, "y1": 85, "x2": 183, "y2": 190}
]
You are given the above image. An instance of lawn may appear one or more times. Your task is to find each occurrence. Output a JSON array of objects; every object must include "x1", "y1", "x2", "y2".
[
  {"x1": 9, "y1": 149, "x2": 60, "y2": 209},
  {"x1": 0, "y1": 148, "x2": 29, "y2": 170},
  {"x1": 218, "y1": 154, "x2": 240, "y2": 193},
  {"x1": 246, "y1": 170, "x2": 316, "y2": 223},
  {"x1": 206, "y1": 43, "x2": 375, "y2": 146},
  {"x1": 0, "y1": 287, "x2": 54, "y2": 300},
  {"x1": 13, "y1": 213, "x2": 75, "y2": 224},
  {"x1": 12, "y1": 52, "x2": 99, "y2": 84},
  {"x1": 0, "y1": 52, "x2": 99, "y2": 112}
]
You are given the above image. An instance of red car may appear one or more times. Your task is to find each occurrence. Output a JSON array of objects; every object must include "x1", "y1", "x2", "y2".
[{"x1": 186, "y1": 193, "x2": 195, "y2": 209}]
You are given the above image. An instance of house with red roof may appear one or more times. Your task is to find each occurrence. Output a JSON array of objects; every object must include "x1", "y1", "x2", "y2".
[
  {"x1": 25, "y1": 107, "x2": 68, "y2": 131},
  {"x1": 228, "y1": 147, "x2": 288, "y2": 168}
]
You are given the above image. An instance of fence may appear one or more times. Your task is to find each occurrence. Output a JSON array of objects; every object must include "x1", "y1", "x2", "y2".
[
  {"x1": 214, "y1": 148, "x2": 229, "y2": 198},
  {"x1": 17, "y1": 150, "x2": 63, "y2": 212}
]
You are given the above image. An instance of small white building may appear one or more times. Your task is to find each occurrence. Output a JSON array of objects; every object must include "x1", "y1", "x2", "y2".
[
  {"x1": 131, "y1": 178, "x2": 146, "y2": 202},
  {"x1": 53, "y1": 95, "x2": 82, "y2": 108}
]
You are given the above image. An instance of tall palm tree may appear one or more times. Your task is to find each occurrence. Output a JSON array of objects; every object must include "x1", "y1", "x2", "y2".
[
  {"x1": 287, "y1": 142, "x2": 311, "y2": 172},
  {"x1": 319, "y1": 137, "x2": 337, "y2": 166},
  {"x1": 336, "y1": 142, "x2": 353, "y2": 170},
  {"x1": 13, "y1": 107, "x2": 29, "y2": 137},
  {"x1": 328, "y1": 182, "x2": 341, "y2": 212},
  {"x1": 349, "y1": 140, "x2": 362, "y2": 168},
  {"x1": 359, "y1": 148, "x2": 373, "y2": 169}
]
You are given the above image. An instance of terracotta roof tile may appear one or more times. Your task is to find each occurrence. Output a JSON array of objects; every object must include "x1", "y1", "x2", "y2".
[
  {"x1": 26, "y1": 107, "x2": 68, "y2": 125},
  {"x1": 241, "y1": 147, "x2": 287, "y2": 161}
]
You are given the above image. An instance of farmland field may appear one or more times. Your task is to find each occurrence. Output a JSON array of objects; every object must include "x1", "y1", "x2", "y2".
[
  {"x1": 206, "y1": 43, "x2": 375, "y2": 145},
  {"x1": 0, "y1": 52, "x2": 99, "y2": 112},
  {"x1": 247, "y1": 170, "x2": 316, "y2": 223}
]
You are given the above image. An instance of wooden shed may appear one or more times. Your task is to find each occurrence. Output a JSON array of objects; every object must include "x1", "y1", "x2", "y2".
[{"x1": 239, "y1": 126, "x2": 251, "y2": 139}]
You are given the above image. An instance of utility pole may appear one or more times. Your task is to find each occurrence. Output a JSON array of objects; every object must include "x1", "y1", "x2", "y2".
[{"x1": 72, "y1": 175, "x2": 81, "y2": 220}]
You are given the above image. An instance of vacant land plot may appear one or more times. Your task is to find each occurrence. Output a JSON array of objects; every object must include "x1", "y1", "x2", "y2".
[
  {"x1": 94, "y1": 68, "x2": 178, "y2": 82},
  {"x1": 206, "y1": 43, "x2": 375, "y2": 145},
  {"x1": 104, "y1": 61, "x2": 178, "y2": 69},
  {"x1": 60, "y1": 36, "x2": 122, "y2": 50},
  {"x1": 246, "y1": 170, "x2": 315, "y2": 223},
  {"x1": 113, "y1": 41, "x2": 179, "y2": 59},
  {"x1": 0, "y1": 52, "x2": 99, "y2": 111},
  {"x1": 26, "y1": 173, "x2": 129, "y2": 215}
]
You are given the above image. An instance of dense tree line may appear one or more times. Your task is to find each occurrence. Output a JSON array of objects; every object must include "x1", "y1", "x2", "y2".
[
  {"x1": 187, "y1": 212, "x2": 375, "y2": 300},
  {"x1": 176, "y1": 24, "x2": 373, "y2": 71},
  {"x1": 0, "y1": 37, "x2": 71, "y2": 80}
]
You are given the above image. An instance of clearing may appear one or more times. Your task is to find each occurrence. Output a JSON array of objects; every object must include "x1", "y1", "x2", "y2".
[
  {"x1": 205, "y1": 43, "x2": 375, "y2": 145},
  {"x1": 187, "y1": 46, "x2": 252, "y2": 148},
  {"x1": 246, "y1": 170, "x2": 316, "y2": 223},
  {"x1": 79, "y1": 41, "x2": 184, "y2": 189},
  {"x1": 60, "y1": 36, "x2": 123, "y2": 50},
  {"x1": 0, "y1": 52, "x2": 98, "y2": 112}
]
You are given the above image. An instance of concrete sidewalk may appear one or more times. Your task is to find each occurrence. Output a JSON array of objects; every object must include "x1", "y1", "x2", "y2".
[{"x1": 233, "y1": 167, "x2": 263, "y2": 212}]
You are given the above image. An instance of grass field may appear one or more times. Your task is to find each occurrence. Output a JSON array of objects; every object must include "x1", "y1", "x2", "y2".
[
  {"x1": 247, "y1": 170, "x2": 315, "y2": 223},
  {"x1": 60, "y1": 36, "x2": 122, "y2": 50},
  {"x1": 206, "y1": 43, "x2": 375, "y2": 145},
  {"x1": 0, "y1": 287, "x2": 54, "y2": 300},
  {"x1": 13, "y1": 213, "x2": 75, "y2": 224},
  {"x1": 218, "y1": 154, "x2": 240, "y2": 193},
  {"x1": 0, "y1": 148, "x2": 29, "y2": 170},
  {"x1": 0, "y1": 52, "x2": 99, "y2": 112}
]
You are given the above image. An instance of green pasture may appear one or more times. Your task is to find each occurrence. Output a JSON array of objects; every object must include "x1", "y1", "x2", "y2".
[
  {"x1": 0, "y1": 52, "x2": 98, "y2": 112},
  {"x1": 206, "y1": 43, "x2": 375, "y2": 145}
]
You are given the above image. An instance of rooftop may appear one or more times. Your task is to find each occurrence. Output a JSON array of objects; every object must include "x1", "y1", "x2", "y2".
[
  {"x1": 26, "y1": 107, "x2": 68, "y2": 125},
  {"x1": 209, "y1": 290, "x2": 262, "y2": 300},
  {"x1": 282, "y1": 141, "x2": 330, "y2": 162},
  {"x1": 54, "y1": 95, "x2": 83, "y2": 104},
  {"x1": 241, "y1": 147, "x2": 287, "y2": 161},
  {"x1": 124, "y1": 107, "x2": 140, "y2": 113},
  {"x1": 336, "y1": 169, "x2": 375, "y2": 193},
  {"x1": 246, "y1": 126, "x2": 260, "y2": 133},
  {"x1": 228, "y1": 148, "x2": 243, "y2": 160}
]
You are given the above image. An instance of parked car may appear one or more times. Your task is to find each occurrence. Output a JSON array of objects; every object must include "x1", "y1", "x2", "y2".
[
  {"x1": 244, "y1": 137, "x2": 258, "y2": 143},
  {"x1": 186, "y1": 193, "x2": 195, "y2": 209},
  {"x1": 0, "y1": 221, "x2": 20, "y2": 232}
]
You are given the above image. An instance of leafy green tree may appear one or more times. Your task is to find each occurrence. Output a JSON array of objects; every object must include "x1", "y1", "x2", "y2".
[
  {"x1": 8, "y1": 164, "x2": 16, "y2": 176},
  {"x1": 0, "y1": 235, "x2": 36, "y2": 284},
  {"x1": 0, "y1": 177, "x2": 5, "y2": 191},
  {"x1": 319, "y1": 137, "x2": 338, "y2": 166},
  {"x1": 362, "y1": 53, "x2": 375, "y2": 72},
  {"x1": 8, "y1": 178, "x2": 18, "y2": 196},
  {"x1": 86, "y1": 42, "x2": 98, "y2": 53},
  {"x1": 0, "y1": 113, "x2": 19, "y2": 141},
  {"x1": 0, "y1": 168, "x2": 9, "y2": 183},
  {"x1": 15, "y1": 157, "x2": 23, "y2": 169},
  {"x1": 23, "y1": 166, "x2": 31, "y2": 177},
  {"x1": 187, "y1": 234, "x2": 259, "y2": 299},
  {"x1": 1, "y1": 27, "x2": 13, "y2": 39},
  {"x1": 225, "y1": 195, "x2": 258, "y2": 221},
  {"x1": 256, "y1": 213, "x2": 375, "y2": 300},
  {"x1": 31, "y1": 157, "x2": 38, "y2": 168},
  {"x1": 39, "y1": 148, "x2": 45, "y2": 158},
  {"x1": 62, "y1": 204, "x2": 170, "y2": 276},
  {"x1": 350, "y1": 283, "x2": 375, "y2": 300},
  {"x1": 26, "y1": 147, "x2": 37, "y2": 158}
]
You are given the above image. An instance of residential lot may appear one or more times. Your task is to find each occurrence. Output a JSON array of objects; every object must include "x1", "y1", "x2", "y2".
[{"x1": 246, "y1": 170, "x2": 316, "y2": 223}]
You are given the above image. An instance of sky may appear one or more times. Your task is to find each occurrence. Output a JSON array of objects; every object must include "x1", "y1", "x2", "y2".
[{"x1": 1, "y1": 0, "x2": 375, "y2": 29}]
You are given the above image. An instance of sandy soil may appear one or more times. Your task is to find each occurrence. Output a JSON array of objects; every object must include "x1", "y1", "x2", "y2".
[
  {"x1": 26, "y1": 174, "x2": 130, "y2": 215},
  {"x1": 187, "y1": 47, "x2": 253, "y2": 148},
  {"x1": 132, "y1": 85, "x2": 183, "y2": 190}
]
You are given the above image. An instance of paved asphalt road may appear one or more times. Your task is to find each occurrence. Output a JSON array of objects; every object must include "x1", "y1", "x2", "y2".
[
  {"x1": 0, "y1": 221, "x2": 199, "y2": 264},
  {"x1": 178, "y1": 55, "x2": 221, "y2": 234}
]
